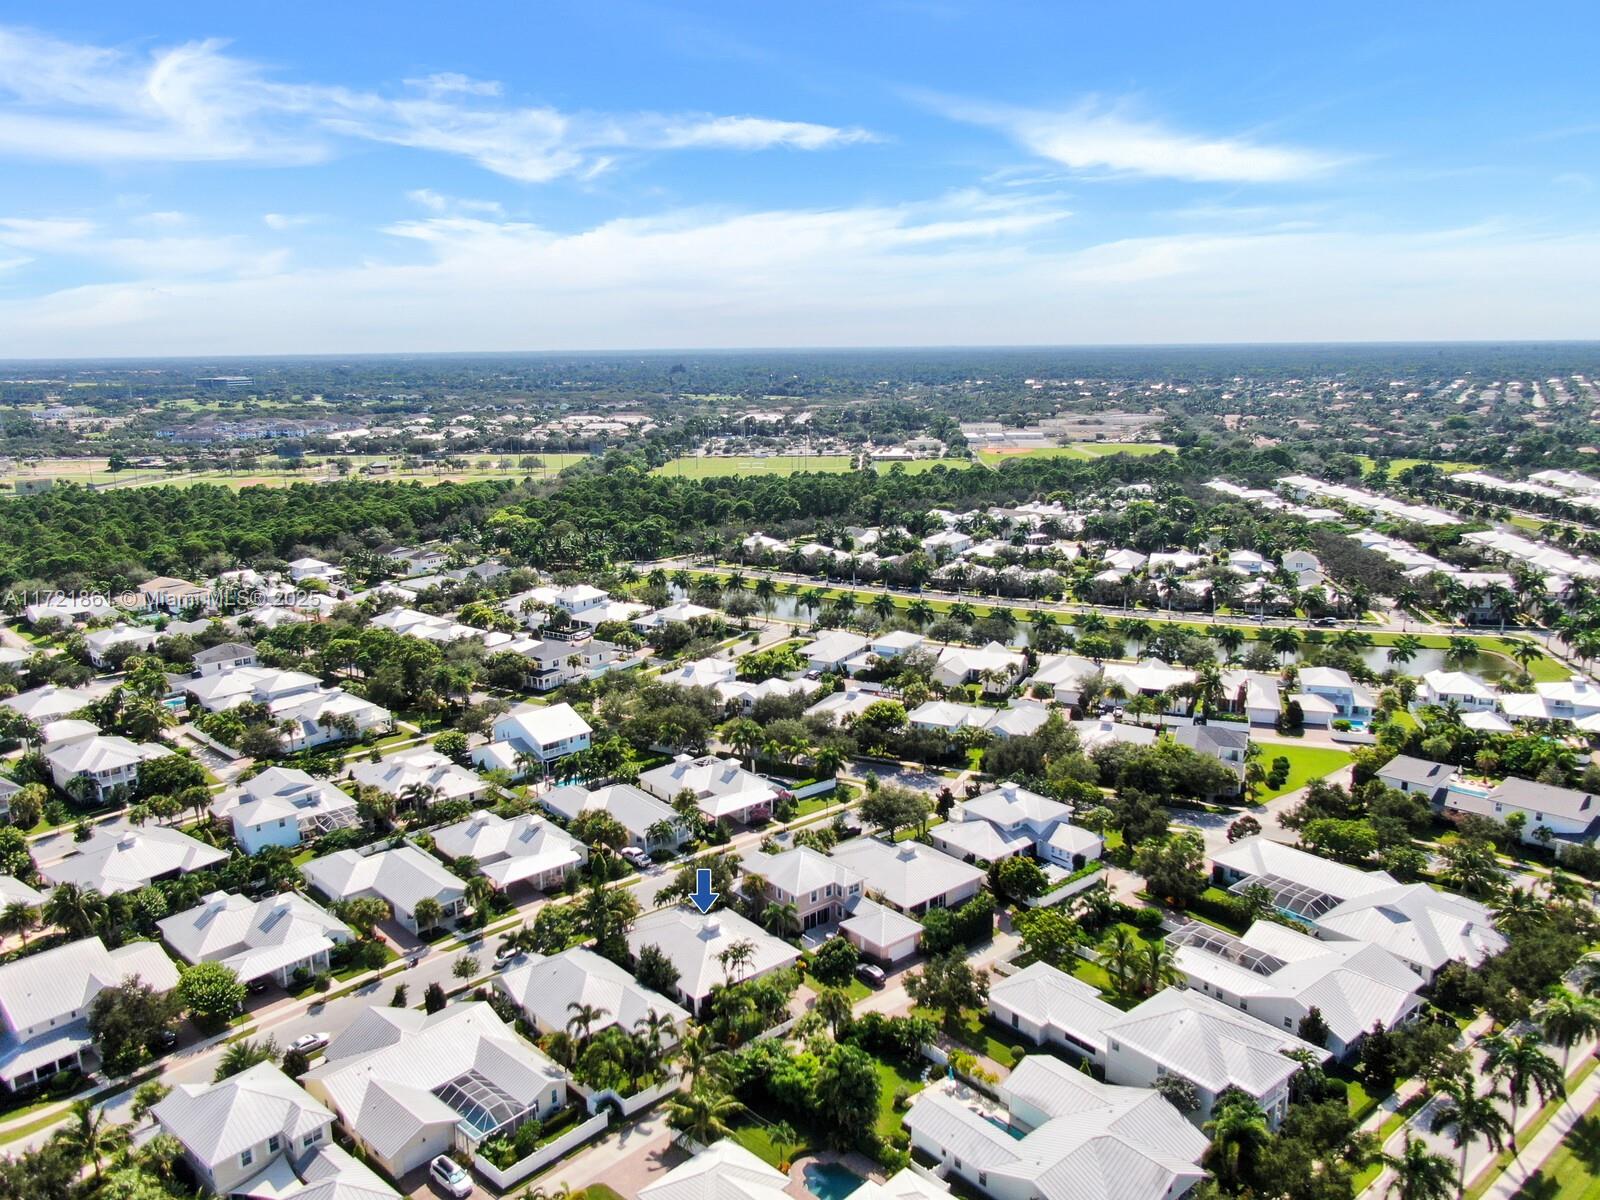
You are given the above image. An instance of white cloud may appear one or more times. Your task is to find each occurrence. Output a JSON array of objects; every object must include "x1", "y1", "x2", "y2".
[
  {"x1": 0, "y1": 213, "x2": 282, "y2": 276},
  {"x1": 262, "y1": 212, "x2": 319, "y2": 230},
  {"x1": 1, "y1": 192, "x2": 1594, "y2": 356},
  {"x1": 0, "y1": 24, "x2": 875, "y2": 181},
  {"x1": 936, "y1": 94, "x2": 1341, "y2": 183},
  {"x1": 647, "y1": 116, "x2": 877, "y2": 151},
  {"x1": 405, "y1": 189, "x2": 505, "y2": 216}
]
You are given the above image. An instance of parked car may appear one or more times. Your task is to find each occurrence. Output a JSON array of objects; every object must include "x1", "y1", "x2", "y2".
[
  {"x1": 429, "y1": 1156, "x2": 473, "y2": 1199},
  {"x1": 620, "y1": 846, "x2": 651, "y2": 868},
  {"x1": 855, "y1": 962, "x2": 888, "y2": 989},
  {"x1": 289, "y1": 1032, "x2": 330, "y2": 1055}
]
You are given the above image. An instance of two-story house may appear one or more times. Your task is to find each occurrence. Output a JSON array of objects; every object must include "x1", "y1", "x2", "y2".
[{"x1": 471, "y1": 702, "x2": 592, "y2": 776}]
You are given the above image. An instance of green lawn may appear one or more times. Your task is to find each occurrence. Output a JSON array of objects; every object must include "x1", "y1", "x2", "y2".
[
  {"x1": 1254, "y1": 744, "x2": 1352, "y2": 800},
  {"x1": 873, "y1": 1059, "x2": 928, "y2": 1141},
  {"x1": 978, "y1": 443, "x2": 1174, "y2": 464},
  {"x1": 732, "y1": 1118, "x2": 810, "y2": 1168},
  {"x1": 873, "y1": 458, "x2": 978, "y2": 475},
  {"x1": 1353, "y1": 456, "x2": 1476, "y2": 477},
  {"x1": 1505, "y1": 1107, "x2": 1600, "y2": 1199},
  {"x1": 654, "y1": 454, "x2": 856, "y2": 478}
]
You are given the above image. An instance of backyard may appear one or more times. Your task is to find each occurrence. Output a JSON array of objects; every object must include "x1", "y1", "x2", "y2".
[{"x1": 1254, "y1": 743, "x2": 1353, "y2": 800}]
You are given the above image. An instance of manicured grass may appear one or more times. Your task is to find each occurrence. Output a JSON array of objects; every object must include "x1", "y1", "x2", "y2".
[
  {"x1": 654, "y1": 454, "x2": 856, "y2": 478},
  {"x1": 1254, "y1": 744, "x2": 1352, "y2": 800},
  {"x1": 873, "y1": 1059, "x2": 928, "y2": 1141},
  {"x1": 732, "y1": 1117, "x2": 810, "y2": 1168},
  {"x1": 1467, "y1": 1056, "x2": 1600, "y2": 1200},
  {"x1": 873, "y1": 458, "x2": 979, "y2": 475},
  {"x1": 795, "y1": 794, "x2": 837, "y2": 817},
  {"x1": 978, "y1": 443, "x2": 1174, "y2": 464},
  {"x1": 1504, "y1": 1104, "x2": 1600, "y2": 1199},
  {"x1": 1354, "y1": 456, "x2": 1476, "y2": 477}
]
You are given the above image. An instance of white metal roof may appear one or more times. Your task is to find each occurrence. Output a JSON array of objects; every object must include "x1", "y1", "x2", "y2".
[
  {"x1": 625, "y1": 906, "x2": 799, "y2": 1002},
  {"x1": 42, "y1": 824, "x2": 228, "y2": 895},
  {"x1": 153, "y1": 1062, "x2": 331, "y2": 1167},
  {"x1": 495, "y1": 946, "x2": 688, "y2": 1036},
  {"x1": 431, "y1": 810, "x2": 585, "y2": 887},
  {"x1": 829, "y1": 838, "x2": 986, "y2": 913}
]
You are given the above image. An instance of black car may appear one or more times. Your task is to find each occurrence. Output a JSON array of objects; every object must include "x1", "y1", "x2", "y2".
[{"x1": 855, "y1": 962, "x2": 888, "y2": 989}]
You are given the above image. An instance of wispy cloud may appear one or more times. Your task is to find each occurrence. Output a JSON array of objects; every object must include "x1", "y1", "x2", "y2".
[
  {"x1": 406, "y1": 189, "x2": 505, "y2": 217},
  {"x1": 0, "y1": 213, "x2": 284, "y2": 276},
  {"x1": 0, "y1": 25, "x2": 876, "y2": 181},
  {"x1": 262, "y1": 212, "x2": 320, "y2": 230},
  {"x1": 931, "y1": 93, "x2": 1342, "y2": 183}
]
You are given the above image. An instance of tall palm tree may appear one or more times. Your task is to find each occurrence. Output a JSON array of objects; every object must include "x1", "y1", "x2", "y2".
[
  {"x1": 761, "y1": 900, "x2": 798, "y2": 937},
  {"x1": 43, "y1": 882, "x2": 109, "y2": 940},
  {"x1": 815, "y1": 986, "x2": 854, "y2": 1039},
  {"x1": 1536, "y1": 987, "x2": 1600, "y2": 1075},
  {"x1": 1384, "y1": 1132, "x2": 1458, "y2": 1200},
  {"x1": 1137, "y1": 939, "x2": 1180, "y2": 998},
  {"x1": 1481, "y1": 1032, "x2": 1564, "y2": 1151},
  {"x1": 0, "y1": 900, "x2": 38, "y2": 946},
  {"x1": 566, "y1": 1001, "x2": 609, "y2": 1049},
  {"x1": 678, "y1": 1025, "x2": 723, "y2": 1086},
  {"x1": 55, "y1": 1099, "x2": 130, "y2": 1183},
  {"x1": 1203, "y1": 1094, "x2": 1271, "y2": 1191},
  {"x1": 666, "y1": 1084, "x2": 743, "y2": 1145},
  {"x1": 1430, "y1": 1076, "x2": 1511, "y2": 1195},
  {"x1": 1103, "y1": 927, "x2": 1139, "y2": 994}
]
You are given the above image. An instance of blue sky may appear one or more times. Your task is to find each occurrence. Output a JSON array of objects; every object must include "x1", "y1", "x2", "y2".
[{"x1": 0, "y1": 1, "x2": 1596, "y2": 356}]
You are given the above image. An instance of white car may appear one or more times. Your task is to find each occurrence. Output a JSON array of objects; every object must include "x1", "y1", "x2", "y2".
[
  {"x1": 429, "y1": 1155, "x2": 473, "y2": 1199},
  {"x1": 620, "y1": 846, "x2": 651, "y2": 868},
  {"x1": 289, "y1": 1032, "x2": 330, "y2": 1055}
]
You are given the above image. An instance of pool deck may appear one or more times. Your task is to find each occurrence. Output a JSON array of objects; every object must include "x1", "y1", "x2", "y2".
[{"x1": 787, "y1": 1151, "x2": 888, "y2": 1199}]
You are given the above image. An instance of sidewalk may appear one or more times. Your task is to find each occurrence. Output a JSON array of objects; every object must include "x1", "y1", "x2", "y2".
[{"x1": 1479, "y1": 1068, "x2": 1600, "y2": 1200}]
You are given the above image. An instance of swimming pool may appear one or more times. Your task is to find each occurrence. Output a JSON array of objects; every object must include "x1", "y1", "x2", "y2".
[
  {"x1": 803, "y1": 1162, "x2": 866, "y2": 1200},
  {"x1": 984, "y1": 1114, "x2": 1026, "y2": 1139}
]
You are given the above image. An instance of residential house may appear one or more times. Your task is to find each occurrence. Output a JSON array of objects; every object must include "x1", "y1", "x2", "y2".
[
  {"x1": 1415, "y1": 670, "x2": 1499, "y2": 713},
  {"x1": 715, "y1": 675, "x2": 821, "y2": 713},
  {"x1": 632, "y1": 601, "x2": 717, "y2": 631},
  {"x1": 0, "y1": 937, "x2": 179, "y2": 1091},
  {"x1": 936, "y1": 781, "x2": 1102, "y2": 871},
  {"x1": 541, "y1": 783, "x2": 686, "y2": 853},
  {"x1": 933, "y1": 643, "x2": 1026, "y2": 695},
  {"x1": 41, "y1": 724, "x2": 171, "y2": 801},
  {"x1": 1376, "y1": 756, "x2": 1455, "y2": 806},
  {"x1": 0, "y1": 875, "x2": 41, "y2": 908},
  {"x1": 382, "y1": 546, "x2": 450, "y2": 576},
  {"x1": 740, "y1": 532, "x2": 791, "y2": 557},
  {"x1": 24, "y1": 595, "x2": 116, "y2": 626},
  {"x1": 639, "y1": 1140, "x2": 789, "y2": 1200},
  {"x1": 350, "y1": 748, "x2": 487, "y2": 809},
  {"x1": 1210, "y1": 837, "x2": 1397, "y2": 925},
  {"x1": 830, "y1": 838, "x2": 986, "y2": 917},
  {"x1": 84, "y1": 624, "x2": 162, "y2": 667},
  {"x1": 657, "y1": 657, "x2": 738, "y2": 691},
  {"x1": 432, "y1": 810, "x2": 587, "y2": 891},
  {"x1": 513, "y1": 628, "x2": 634, "y2": 691},
  {"x1": 136, "y1": 576, "x2": 211, "y2": 614},
  {"x1": 301, "y1": 1003, "x2": 567, "y2": 1179},
  {"x1": 1444, "y1": 775, "x2": 1600, "y2": 846},
  {"x1": 802, "y1": 631, "x2": 871, "y2": 674},
  {"x1": 904, "y1": 1057, "x2": 1208, "y2": 1200},
  {"x1": 806, "y1": 687, "x2": 888, "y2": 727},
  {"x1": 42, "y1": 824, "x2": 227, "y2": 895},
  {"x1": 288, "y1": 558, "x2": 342, "y2": 584},
  {"x1": 638, "y1": 753, "x2": 784, "y2": 824},
  {"x1": 159, "y1": 891, "x2": 354, "y2": 988},
  {"x1": 152, "y1": 1063, "x2": 396, "y2": 1200},
  {"x1": 989, "y1": 962, "x2": 1323, "y2": 1126},
  {"x1": 1294, "y1": 667, "x2": 1377, "y2": 723},
  {"x1": 211, "y1": 768, "x2": 359, "y2": 855},
  {"x1": 838, "y1": 895, "x2": 924, "y2": 964},
  {"x1": 1171, "y1": 725, "x2": 1249, "y2": 793},
  {"x1": 496, "y1": 947, "x2": 689, "y2": 1041},
  {"x1": 1316, "y1": 883, "x2": 1506, "y2": 983},
  {"x1": 191, "y1": 641, "x2": 259, "y2": 676},
  {"x1": 301, "y1": 846, "x2": 467, "y2": 934},
  {"x1": 741, "y1": 846, "x2": 863, "y2": 932},
  {"x1": 1169, "y1": 920, "x2": 1424, "y2": 1059},
  {"x1": 2, "y1": 683, "x2": 106, "y2": 725},
  {"x1": 624, "y1": 907, "x2": 800, "y2": 1015},
  {"x1": 471, "y1": 702, "x2": 592, "y2": 776}
]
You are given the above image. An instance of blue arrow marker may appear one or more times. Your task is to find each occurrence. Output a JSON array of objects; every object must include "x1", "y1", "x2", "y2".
[{"x1": 688, "y1": 868, "x2": 719, "y2": 914}]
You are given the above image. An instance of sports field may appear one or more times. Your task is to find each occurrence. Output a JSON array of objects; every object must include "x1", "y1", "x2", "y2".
[
  {"x1": 1, "y1": 453, "x2": 588, "y2": 492},
  {"x1": 653, "y1": 454, "x2": 855, "y2": 478},
  {"x1": 1353, "y1": 456, "x2": 1475, "y2": 477},
  {"x1": 978, "y1": 442, "x2": 1174, "y2": 464},
  {"x1": 872, "y1": 457, "x2": 979, "y2": 475}
]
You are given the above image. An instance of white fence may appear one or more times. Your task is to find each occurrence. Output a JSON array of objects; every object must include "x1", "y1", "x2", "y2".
[
  {"x1": 470, "y1": 1112, "x2": 610, "y2": 1190},
  {"x1": 574, "y1": 1074, "x2": 681, "y2": 1119},
  {"x1": 1024, "y1": 869, "x2": 1106, "y2": 908}
]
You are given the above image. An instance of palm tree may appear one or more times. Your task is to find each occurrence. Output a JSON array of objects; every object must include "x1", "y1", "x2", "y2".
[
  {"x1": 1384, "y1": 1132, "x2": 1457, "y2": 1200},
  {"x1": 1137, "y1": 939, "x2": 1180, "y2": 998},
  {"x1": 815, "y1": 986, "x2": 854, "y2": 1039},
  {"x1": 412, "y1": 896, "x2": 446, "y2": 935},
  {"x1": 632, "y1": 1011, "x2": 677, "y2": 1077},
  {"x1": 667, "y1": 1084, "x2": 743, "y2": 1145},
  {"x1": 398, "y1": 781, "x2": 439, "y2": 817},
  {"x1": 1536, "y1": 987, "x2": 1600, "y2": 1076},
  {"x1": 717, "y1": 937, "x2": 757, "y2": 984},
  {"x1": 213, "y1": 1037, "x2": 279, "y2": 1082},
  {"x1": 0, "y1": 900, "x2": 38, "y2": 946},
  {"x1": 1430, "y1": 1076, "x2": 1511, "y2": 1195},
  {"x1": 761, "y1": 900, "x2": 798, "y2": 937},
  {"x1": 1103, "y1": 927, "x2": 1139, "y2": 994},
  {"x1": 566, "y1": 1001, "x2": 609, "y2": 1049},
  {"x1": 1388, "y1": 634, "x2": 1424, "y2": 668},
  {"x1": 55, "y1": 1099, "x2": 130, "y2": 1183},
  {"x1": 1203, "y1": 1094, "x2": 1271, "y2": 1191},
  {"x1": 678, "y1": 1024, "x2": 723, "y2": 1086},
  {"x1": 1269, "y1": 626, "x2": 1302, "y2": 663},
  {"x1": 1481, "y1": 1032, "x2": 1564, "y2": 1151},
  {"x1": 43, "y1": 882, "x2": 109, "y2": 940}
]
